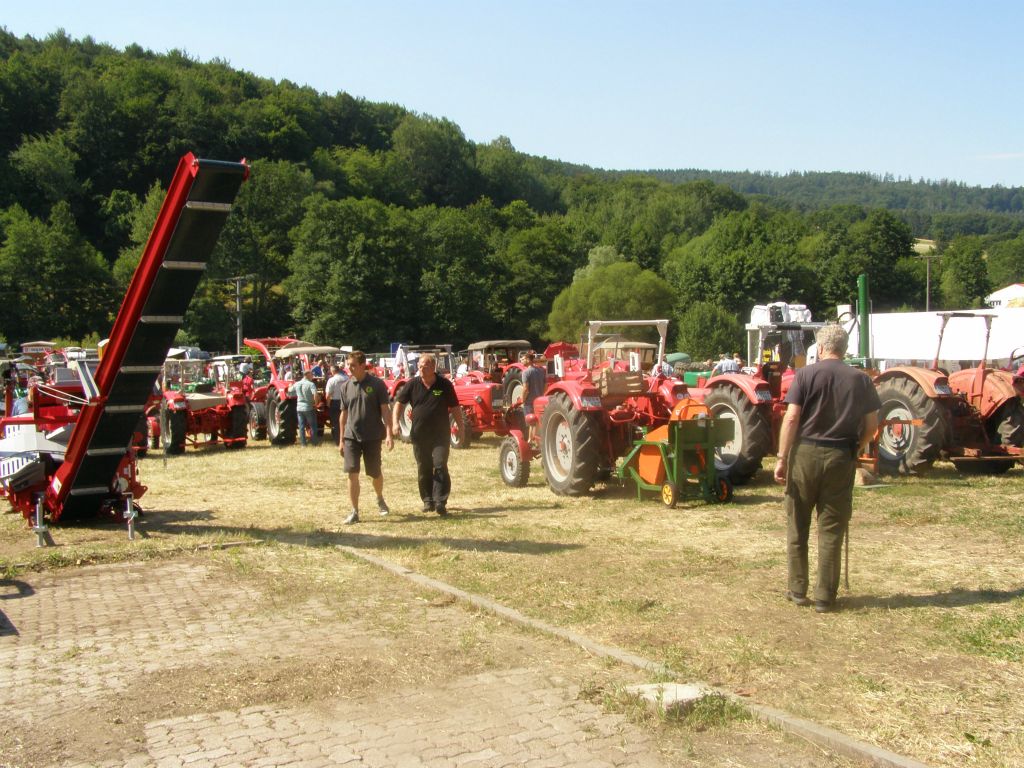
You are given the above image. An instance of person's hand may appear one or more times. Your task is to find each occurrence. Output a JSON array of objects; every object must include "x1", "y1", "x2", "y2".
[
  {"x1": 385, "y1": 434, "x2": 394, "y2": 452},
  {"x1": 338, "y1": 441, "x2": 345, "y2": 457},
  {"x1": 774, "y1": 457, "x2": 787, "y2": 485}
]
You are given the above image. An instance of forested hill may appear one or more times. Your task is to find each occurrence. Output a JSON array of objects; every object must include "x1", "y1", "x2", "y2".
[
  {"x1": 640, "y1": 169, "x2": 1024, "y2": 237},
  {"x1": 1, "y1": 29, "x2": 1022, "y2": 358}
]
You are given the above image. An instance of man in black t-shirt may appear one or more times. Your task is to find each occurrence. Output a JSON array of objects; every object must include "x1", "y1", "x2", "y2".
[
  {"x1": 338, "y1": 350, "x2": 394, "y2": 525},
  {"x1": 393, "y1": 353, "x2": 460, "y2": 515},
  {"x1": 774, "y1": 325, "x2": 880, "y2": 614}
]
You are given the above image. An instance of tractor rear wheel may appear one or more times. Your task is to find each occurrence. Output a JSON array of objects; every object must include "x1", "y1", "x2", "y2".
[
  {"x1": 266, "y1": 387, "x2": 297, "y2": 445},
  {"x1": 449, "y1": 408, "x2": 472, "y2": 449},
  {"x1": 876, "y1": 377, "x2": 948, "y2": 475},
  {"x1": 498, "y1": 436, "x2": 530, "y2": 487},
  {"x1": 226, "y1": 405, "x2": 247, "y2": 449},
  {"x1": 502, "y1": 368, "x2": 524, "y2": 407},
  {"x1": 248, "y1": 402, "x2": 267, "y2": 440},
  {"x1": 540, "y1": 392, "x2": 600, "y2": 495},
  {"x1": 991, "y1": 399, "x2": 1024, "y2": 447},
  {"x1": 160, "y1": 405, "x2": 186, "y2": 455},
  {"x1": 703, "y1": 387, "x2": 770, "y2": 485}
]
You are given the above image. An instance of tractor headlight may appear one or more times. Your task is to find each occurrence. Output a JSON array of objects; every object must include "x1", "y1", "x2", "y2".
[
  {"x1": 934, "y1": 383, "x2": 953, "y2": 395},
  {"x1": 754, "y1": 389, "x2": 773, "y2": 403},
  {"x1": 172, "y1": 400, "x2": 188, "y2": 411},
  {"x1": 580, "y1": 396, "x2": 602, "y2": 409}
]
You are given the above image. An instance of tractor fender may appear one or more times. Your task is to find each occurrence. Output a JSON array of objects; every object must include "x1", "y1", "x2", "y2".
[
  {"x1": 542, "y1": 380, "x2": 602, "y2": 411},
  {"x1": 948, "y1": 368, "x2": 1019, "y2": 421},
  {"x1": 873, "y1": 366, "x2": 950, "y2": 398},
  {"x1": 705, "y1": 373, "x2": 769, "y2": 405}
]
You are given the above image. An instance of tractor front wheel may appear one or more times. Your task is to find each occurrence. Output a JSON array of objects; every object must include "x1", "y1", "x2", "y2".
[
  {"x1": 450, "y1": 408, "x2": 472, "y2": 449},
  {"x1": 226, "y1": 405, "x2": 247, "y2": 449},
  {"x1": 395, "y1": 402, "x2": 413, "y2": 443},
  {"x1": 539, "y1": 392, "x2": 600, "y2": 495},
  {"x1": 875, "y1": 377, "x2": 948, "y2": 475},
  {"x1": 160, "y1": 405, "x2": 186, "y2": 455},
  {"x1": 248, "y1": 402, "x2": 267, "y2": 440},
  {"x1": 703, "y1": 387, "x2": 770, "y2": 485},
  {"x1": 498, "y1": 436, "x2": 530, "y2": 487}
]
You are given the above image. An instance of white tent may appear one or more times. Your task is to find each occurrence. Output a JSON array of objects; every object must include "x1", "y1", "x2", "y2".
[{"x1": 985, "y1": 283, "x2": 1024, "y2": 308}]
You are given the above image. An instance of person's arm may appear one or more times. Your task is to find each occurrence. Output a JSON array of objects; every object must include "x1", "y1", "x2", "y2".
[
  {"x1": 774, "y1": 403, "x2": 802, "y2": 484},
  {"x1": 859, "y1": 410, "x2": 879, "y2": 455},
  {"x1": 338, "y1": 407, "x2": 347, "y2": 455}
]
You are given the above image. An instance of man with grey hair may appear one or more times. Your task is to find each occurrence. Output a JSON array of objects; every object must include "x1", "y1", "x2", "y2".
[{"x1": 774, "y1": 324, "x2": 880, "y2": 613}]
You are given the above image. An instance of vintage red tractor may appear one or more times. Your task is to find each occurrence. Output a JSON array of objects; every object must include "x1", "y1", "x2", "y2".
[
  {"x1": 875, "y1": 312, "x2": 1023, "y2": 474},
  {"x1": 151, "y1": 356, "x2": 248, "y2": 454},
  {"x1": 498, "y1": 320, "x2": 689, "y2": 493},
  {"x1": 243, "y1": 338, "x2": 336, "y2": 445}
]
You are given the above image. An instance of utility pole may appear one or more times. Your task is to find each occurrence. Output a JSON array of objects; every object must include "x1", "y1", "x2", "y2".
[
  {"x1": 917, "y1": 246, "x2": 940, "y2": 312},
  {"x1": 226, "y1": 274, "x2": 255, "y2": 353}
]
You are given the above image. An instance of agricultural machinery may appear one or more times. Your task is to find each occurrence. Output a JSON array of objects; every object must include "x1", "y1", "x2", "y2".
[
  {"x1": 875, "y1": 312, "x2": 1023, "y2": 474},
  {"x1": 243, "y1": 338, "x2": 337, "y2": 445},
  {"x1": 149, "y1": 356, "x2": 248, "y2": 454},
  {"x1": 617, "y1": 397, "x2": 735, "y2": 506},
  {"x1": 498, "y1": 320, "x2": 690, "y2": 494},
  {"x1": 0, "y1": 152, "x2": 247, "y2": 527},
  {"x1": 460, "y1": 339, "x2": 534, "y2": 404}
]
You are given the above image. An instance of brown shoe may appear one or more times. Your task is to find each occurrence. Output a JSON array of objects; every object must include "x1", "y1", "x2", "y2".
[
  {"x1": 814, "y1": 600, "x2": 834, "y2": 613},
  {"x1": 786, "y1": 591, "x2": 812, "y2": 607}
]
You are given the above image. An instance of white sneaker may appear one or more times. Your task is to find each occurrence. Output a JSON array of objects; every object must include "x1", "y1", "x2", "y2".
[{"x1": 344, "y1": 510, "x2": 359, "y2": 525}]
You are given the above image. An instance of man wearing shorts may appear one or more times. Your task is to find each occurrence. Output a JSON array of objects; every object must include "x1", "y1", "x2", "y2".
[{"x1": 338, "y1": 350, "x2": 393, "y2": 525}]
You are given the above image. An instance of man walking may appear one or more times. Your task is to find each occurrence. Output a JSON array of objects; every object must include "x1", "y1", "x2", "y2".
[
  {"x1": 774, "y1": 325, "x2": 880, "y2": 613},
  {"x1": 393, "y1": 353, "x2": 460, "y2": 516},
  {"x1": 325, "y1": 364, "x2": 348, "y2": 446},
  {"x1": 292, "y1": 368, "x2": 319, "y2": 447},
  {"x1": 338, "y1": 351, "x2": 393, "y2": 524}
]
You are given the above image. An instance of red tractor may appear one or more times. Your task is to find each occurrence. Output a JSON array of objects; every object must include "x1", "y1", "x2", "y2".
[
  {"x1": 243, "y1": 338, "x2": 337, "y2": 445},
  {"x1": 151, "y1": 357, "x2": 248, "y2": 454},
  {"x1": 389, "y1": 344, "x2": 510, "y2": 450},
  {"x1": 498, "y1": 320, "x2": 690, "y2": 493},
  {"x1": 875, "y1": 312, "x2": 1023, "y2": 474},
  {"x1": 460, "y1": 339, "x2": 534, "y2": 405}
]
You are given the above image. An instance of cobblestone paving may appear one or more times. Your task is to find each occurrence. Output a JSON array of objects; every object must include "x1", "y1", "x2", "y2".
[{"x1": 0, "y1": 559, "x2": 670, "y2": 768}]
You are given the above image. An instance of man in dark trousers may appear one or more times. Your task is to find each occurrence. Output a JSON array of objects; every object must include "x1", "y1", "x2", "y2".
[
  {"x1": 338, "y1": 351, "x2": 393, "y2": 525},
  {"x1": 774, "y1": 325, "x2": 880, "y2": 613},
  {"x1": 393, "y1": 353, "x2": 460, "y2": 516}
]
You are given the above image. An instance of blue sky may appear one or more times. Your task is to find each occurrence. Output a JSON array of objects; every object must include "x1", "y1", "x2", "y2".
[{"x1": 6, "y1": 1, "x2": 1024, "y2": 187}]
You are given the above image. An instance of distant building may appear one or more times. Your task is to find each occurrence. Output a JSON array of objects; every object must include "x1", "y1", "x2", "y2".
[{"x1": 985, "y1": 283, "x2": 1024, "y2": 308}]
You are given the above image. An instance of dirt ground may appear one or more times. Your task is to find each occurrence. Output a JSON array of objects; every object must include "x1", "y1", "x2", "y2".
[
  {"x1": 1, "y1": 549, "x2": 858, "y2": 768},
  {"x1": 1, "y1": 437, "x2": 1022, "y2": 766}
]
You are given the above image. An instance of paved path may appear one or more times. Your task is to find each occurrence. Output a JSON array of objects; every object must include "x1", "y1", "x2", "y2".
[{"x1": 0, "y1": 557, "x2": 851, "y2": 768}]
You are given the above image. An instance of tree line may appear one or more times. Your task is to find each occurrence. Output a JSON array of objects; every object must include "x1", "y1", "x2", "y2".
[{"x1": 1, "y1": 30, "x2": 1022, "y2": 361}]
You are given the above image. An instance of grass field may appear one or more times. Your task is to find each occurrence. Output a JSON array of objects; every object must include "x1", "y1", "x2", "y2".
[{"x1": 1, "y1": 436, "x2": 1022, "y2": 767}]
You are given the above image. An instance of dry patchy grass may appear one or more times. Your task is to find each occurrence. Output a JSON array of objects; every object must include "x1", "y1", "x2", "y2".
[{"x1": 2, "y1": 438, "x2": 1022, "y2": 767}]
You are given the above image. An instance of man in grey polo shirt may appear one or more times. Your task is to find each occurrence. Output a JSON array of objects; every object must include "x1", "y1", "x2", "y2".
[{"x1": 338, "y1": 350, "x2": 393, "y2": 524}]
